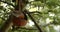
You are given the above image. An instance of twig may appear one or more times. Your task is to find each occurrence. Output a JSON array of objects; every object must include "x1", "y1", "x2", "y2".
[
  {"x1": 12, "y1": 27, "x2": 38, "y2": 30},
  {"x1": 24, "y1": 10, "x2": 43, "y2": 32}
]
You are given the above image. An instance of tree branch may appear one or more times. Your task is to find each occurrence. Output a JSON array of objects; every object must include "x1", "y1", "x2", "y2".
[
  {"x1": 12, "y1": 27, "x2": 38, "y2": 30},
  {"x1": 24, "y1": 10, "x2": 43, "y2": 32},
  {"x1": 0, "y1": 14, "x2": 13, "y2": 32}
]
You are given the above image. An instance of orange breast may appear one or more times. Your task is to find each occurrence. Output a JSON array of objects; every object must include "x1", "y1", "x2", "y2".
[{"x1": 12, "y1": 16, "x2": 27, "y2": 26}]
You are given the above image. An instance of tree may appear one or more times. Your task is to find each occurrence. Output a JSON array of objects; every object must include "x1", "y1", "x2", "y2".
[{"x1": 0, "y1": 0, "x2": 60, "y2": 32}]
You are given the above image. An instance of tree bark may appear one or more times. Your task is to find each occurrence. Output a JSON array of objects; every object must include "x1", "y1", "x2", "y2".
[{"x1": 0, "y1": 15, "x2": 13, "y2": 32}]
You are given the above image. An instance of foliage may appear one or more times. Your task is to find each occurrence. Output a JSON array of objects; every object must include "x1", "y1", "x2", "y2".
[{"x1": 0, "y1": 0, "x2": 60, "y2": 32}]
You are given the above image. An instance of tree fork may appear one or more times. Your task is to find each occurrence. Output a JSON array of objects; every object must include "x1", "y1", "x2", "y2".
[{"x1": 0, "y1": 0, "x2": 27, "y2": 32}]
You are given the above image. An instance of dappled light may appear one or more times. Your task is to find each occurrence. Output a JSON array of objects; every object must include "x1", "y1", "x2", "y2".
[{"x1": 0, "y1": 0, "x2": 60, "y2": 32}]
